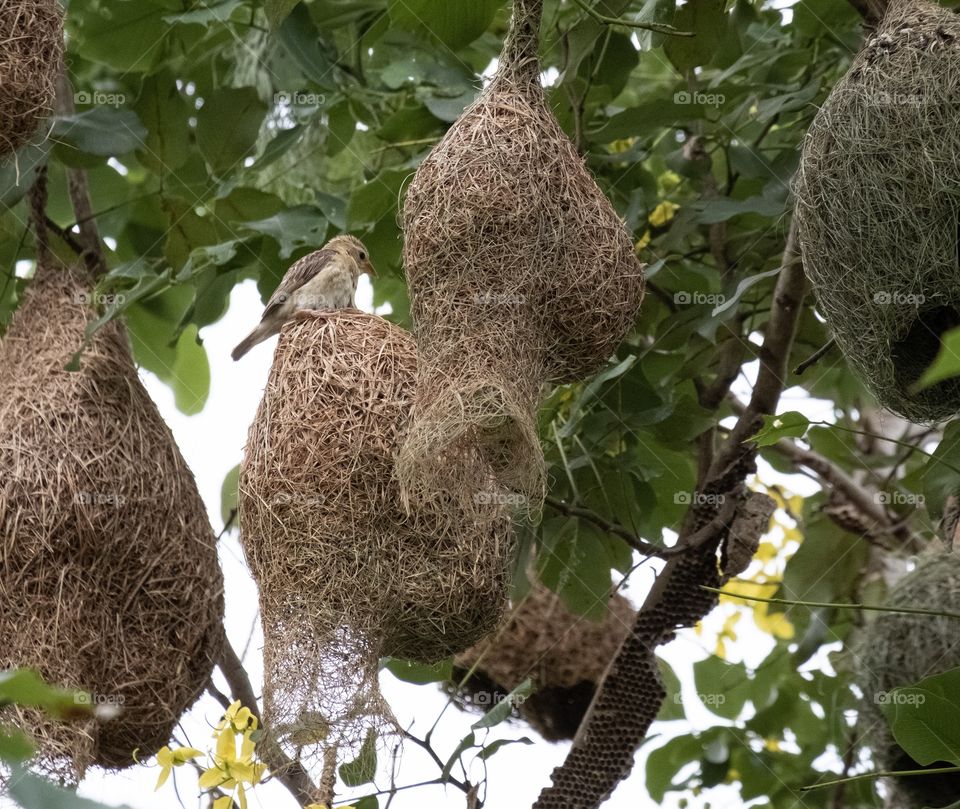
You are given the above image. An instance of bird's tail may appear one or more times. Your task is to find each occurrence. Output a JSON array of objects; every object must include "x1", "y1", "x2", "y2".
[{"x1": 231, "y1": 322, "x2": 273, "y2": 361}]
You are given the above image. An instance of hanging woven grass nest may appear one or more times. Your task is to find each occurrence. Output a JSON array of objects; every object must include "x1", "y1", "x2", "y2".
[
  {"x1": 449, "y1": 581, "x2": 634, "y2": 741},
  {"x1": 239, "y1": 310, "x2": 515, "y2": 761},
  {"x1": 794, "y1": 0, "x2": 960, "y2": 422},
  {"x1": 398, "y1": 0, "x2": 645, "y2": 511},
  {"x1": 0, "y1": 262, "x2": 224, "y2": 783},
  {"x1": 0, "y1": 0, "x2": 63, "y2": 158},
  {"x1": 858, "y1": 553, "x2": 960, "y2": 808}
]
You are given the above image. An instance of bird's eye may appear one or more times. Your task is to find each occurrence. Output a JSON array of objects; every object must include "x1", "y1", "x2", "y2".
[{"x1": 359, "y1": 251, "x2": 366, "y2": 261}]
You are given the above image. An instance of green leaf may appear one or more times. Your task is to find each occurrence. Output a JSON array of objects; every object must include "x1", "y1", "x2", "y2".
[
  {"x1": 882, "y1": 686, "x2": 960, "y2": 767},
  {"x1": 220, "y1": 464, "x2": 240, "y2": 526},
  {"x1": 277, "y1": 4, "x2": 339, "y2": 89},
  {"x1": 749, "y1": 412, "x2": 809, "y2": 447},
  {"x1": 266, "y1": 0, "x2": 301, "y2": 28},
  {"x1": 477, "y1": 736, "x2": 534, "y2": 760},
  {"x1": 920, "y1": 420, "x2": 960, "y2": 520},
  {"x1": 196, "y1": 87, "x2": 268, "y2": 175},
  {"x1": 388, "y1": 0, "x2": 502, "y2": 49},
  {"x1": 442, "y1": 731, "x2": 476, "y2": 780},
  {"x1": 52, "y1": 108, "x2": 147, "y2": 157},
  {"x1": 471, "y1": 679, "x2": 534, "y2": 730},
  {"x1": 168, "y1": 325, "x2": 211, "y2": 415},
  {"x1": 339, "y1": 728, "x2": 378, "y2": 786},
  {"x1": 692, "y1": 657, "x2": 751, "y2": 720},
  {"x1": 383, "y1": 658, "x2": 452, "y2": 684},
  {"x1": 7, "y1": 766, "x2": 136, "y2": 808},
  {"x1": 915, "y1": 326, "x2": 960, "y2": 391},
  {"x1": 241, "y1": 206, "x2": 329, "y2": 259},
  {"x1": 75, "y1": 0, "x2": 172, "y2": 73},
  {"x1": 712, "y1": 266, "x2": 781, "y2": 317},
  {"x1": 0, "y1": 728, "x2": 35, "y2": 764},
  {"x1": 0, "y1": 669, "x2": 86, "y2": 718},
  {"x1": 664, "y1": 0, "x2": 725, "y2": 71},
  {"x1": 134, "y1": 72, "x2": 191, "y2": 173}
]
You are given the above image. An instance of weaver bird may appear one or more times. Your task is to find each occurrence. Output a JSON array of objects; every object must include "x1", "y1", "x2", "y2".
[{"x1": 232, "y1": 235, "x2": 376, "y2": 361}]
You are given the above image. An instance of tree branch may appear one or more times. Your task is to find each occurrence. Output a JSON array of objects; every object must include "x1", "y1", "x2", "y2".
[
  {"x1": 534, "y1": 217, "x2": 808, "y2": 809},
  {"x1": 53, "y1": 71, "x2": 107, "y2": 277},
  {"x1": 217, "y1": 630, "x2": 320, "y2": 806}
]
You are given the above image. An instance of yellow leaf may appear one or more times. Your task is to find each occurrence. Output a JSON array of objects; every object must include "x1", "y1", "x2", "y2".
[
  {"x1": 658, "y1": 170, "x2": 681, "y2": 194},
  {"x1": 635, "y1": 230, "x2": 651, "y2": 252},
  {"x1": 649, "y1": 201, "x2": 680, "y2": 228}
]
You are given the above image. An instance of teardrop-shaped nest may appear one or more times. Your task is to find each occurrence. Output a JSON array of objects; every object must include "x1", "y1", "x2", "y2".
[
  {"x1": 794, "y1": 0, "x2": 960, "y2": 422},
  {"x1": 0, "y1": 0, "x2": 63, "y2": 158},
  {"x1": 858, "y1": 553, "x2": 960, "y2": 809},
  {"x1": 449, "y1": 581, "x2": 634, "y2": 741},
  {"x1": 0, "y1": 263, "x2": 224, "y2": 783},
  {"x1": 398, "y1": 0, "x2": 645, "y2": 512},
  {"x1": 239, "y1": 310, "x2": 515, "y2": 761}
]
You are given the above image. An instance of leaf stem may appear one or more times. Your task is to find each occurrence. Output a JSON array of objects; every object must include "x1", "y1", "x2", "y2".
[
  {"x1": 571, "y1": 0, "x2": 695, "y2": 36},
  {"x1": 802, "y1": 765, "x2": 960, "y2": 791}
]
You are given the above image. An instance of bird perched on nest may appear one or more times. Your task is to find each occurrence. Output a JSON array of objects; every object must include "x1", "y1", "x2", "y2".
[{"x1": 232, "y1": 234, "x2": 376, "y2": 361}]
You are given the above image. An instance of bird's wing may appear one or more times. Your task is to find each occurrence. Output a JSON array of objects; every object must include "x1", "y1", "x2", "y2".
[{"x1": 261, "y1": 248, "x2": 336, "y2": 320}]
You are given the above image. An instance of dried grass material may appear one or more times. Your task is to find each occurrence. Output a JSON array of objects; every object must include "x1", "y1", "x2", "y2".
[
  {"x1": 239, "y1": 310, "x2": 515, "y2": 757},
  {"x1": 0, "y1": 0, "x2": 63, "y2": 158},
  {"x1": 794, "y1": 0, "x2": 960, "y2": 422},
  {"x1": 398, "y1": 0, "x2": 645, "y2": 510},
  {"x1": 0, "y1": 262, "x2": 224, "y2": 782},
  {"x1": 451, "y1": 582, "x2": 634, "y2": 741},
  {"x1": 858, "y1": 553, "x2": 960, "y2": 808}
]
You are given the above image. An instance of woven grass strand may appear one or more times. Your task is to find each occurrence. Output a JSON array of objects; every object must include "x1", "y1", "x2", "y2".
[
  {"x1": 0, "y1": 0, "x2": 63, "y2": 157},
  {"x1": 795, "y1": 0, "x2": 960, "y2": 421},
  {"x1": 0, "y1": 262, "x2": 224, "y2": 783},
  {"x1": 398, "y1": 0, "x2": 646, "y2": 512},
  {"x1": 239, "y1": 311, "x2": 514, "y2": 764}
]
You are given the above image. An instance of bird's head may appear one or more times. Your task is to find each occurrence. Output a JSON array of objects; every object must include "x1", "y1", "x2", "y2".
[{"x1": 327, "y1": 234, "x2": 376, "y2": 280}]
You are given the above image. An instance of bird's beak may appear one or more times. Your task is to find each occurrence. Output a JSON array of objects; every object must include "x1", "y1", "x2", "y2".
[{"x1": 365, "y1": 261, "x2": 377, "y2": 278}]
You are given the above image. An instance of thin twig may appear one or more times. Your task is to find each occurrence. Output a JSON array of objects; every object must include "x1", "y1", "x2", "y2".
[
  {"x1": 794, "y1": 338, "x2": 836, "y2": 375},
  {"x1": 571, "y1": 0, "x2": 694, "y2": 36}
]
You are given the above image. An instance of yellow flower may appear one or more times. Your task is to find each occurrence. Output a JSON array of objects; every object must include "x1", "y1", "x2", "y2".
[
  {"x1": 154, "y1": 745, "x2": 202, "y2": 790},
  {"x1": 213, "y1": 798, "x2": 234, "y2": 809},
  {"x1": 658, "y1": 170, "x2": 682, "y2": 194},
  {"x1": 607, "y1": 137, "x2": 637, "y2": 154},
  {"x1": 754, "y1": 606, "x2": 795, "y2": 640},
  {"x1": 216, "y1": 701, "x2": 258, "y2": 735},
  {"x1": 635, "y1": 230, "x2": 652, "y2": 252},
  {"x1": 763, "y1": 737, "x2": 782, "y2": 752},
  {"x1": 649, "y1": 201, "x2": 680, "y2": 228},
  {"x1": 199, "y1": 723, "x2": 266, "y2": 809},
  {"x1": 714, "y1": 611, "x2": 742, "y2": 659}
]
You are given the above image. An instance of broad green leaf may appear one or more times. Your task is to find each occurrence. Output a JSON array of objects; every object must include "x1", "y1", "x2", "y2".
[
  {"x1": 196, "y1": 87, "x2": 268, "y2": 175},
  {"x1": 52, "y1": 108, "x2": 147, "y2": 158},
  {"x1": 383, "y1": 658, "x2": 452, "y2": 684},
  {"x1": 0, "y1": 728, "x2": 34, "y2": 764},
  {"x1": 472, "y1": 679, "x2": 534, "y2": 730},
  {"x1": 277, "y1": 4, "x2": 339, "y2": 89},
  {"x1": 168, "y1": 324, "x2": 211, "y2": 415},
  {"x1": 692, "y1": 657, "x2": 751, "y2": 720},
  {"x1": 134, "y1": 72, "x2": 190, "y2": 173},
  {"x1": 220, "y1": 464, "x2": 240, "y2": 525},
  {"x1": 664, "y1": 0, "x2": 725, "y2": 71},
  {"x1": 339, "y1": 728, "x2": 378, "y2": 786},
  {"x1": 915, "y1": 326, "x2": 960, "y2": 391},
  {"x1": 750, "y1": 412, "x2": 809, "y2": 447},
  {"x1": 0, "y1": 669, "x2": 87, "y2": 718},
  {"x1": 7, "y1": 766, "x2": 136, "y2": 808},
  {"x1": 241, "y1": 206, "x2": 328, "y2": 259},
  {"x1": 920, "y1": 420, "x2": 960, "y2": 519},
  {"x1": 388, "y1": 0, "x2": 502, "y2": 50},
  {"x1": 882, "y1": 687, "x2": 960, "y2": 767},
  {"x1": 266, "y1": 0, "x2": 301, "y2": 28},
  {"x1": 75, "y1": 0, "x2": 172, "y2": 72}
]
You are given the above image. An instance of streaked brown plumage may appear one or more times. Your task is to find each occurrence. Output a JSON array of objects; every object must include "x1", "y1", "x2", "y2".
[{"x1": 231, "y1": 235, "x2": 376, "y2": 361}]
